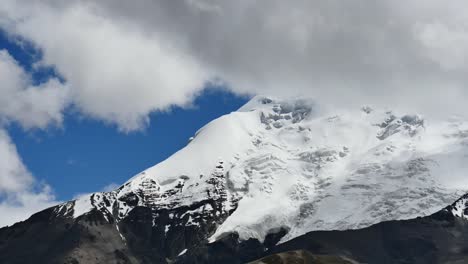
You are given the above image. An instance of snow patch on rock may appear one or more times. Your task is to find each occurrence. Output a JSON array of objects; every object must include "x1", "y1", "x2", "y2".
[{"x1": 72, "y1": 195, "x2": 93, "y2": 218}]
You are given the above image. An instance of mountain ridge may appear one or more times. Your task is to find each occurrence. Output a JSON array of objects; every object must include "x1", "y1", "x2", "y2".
[{"x1": 63, "y1": 96, "x2": 468, "y2": 242}]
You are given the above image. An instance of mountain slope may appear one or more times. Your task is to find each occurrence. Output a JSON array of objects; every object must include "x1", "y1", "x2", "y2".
[
  {"x1": 2, "y1": 96, "x2": 468, "y2": 263},
  {"x1": 247, "y1": 250, "x2": 356, "y2": 264},
  {"x1": 3, "y1": 191, "x2": 468, "y2": 264},
  {"x1": 70, "y1": 96, "x2": 468, "y2": 241}
]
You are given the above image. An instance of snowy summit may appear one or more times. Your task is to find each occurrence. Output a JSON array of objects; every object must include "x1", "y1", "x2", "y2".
[{"x1": 61, "y1": 96, "x2": 468, "y2": 244}]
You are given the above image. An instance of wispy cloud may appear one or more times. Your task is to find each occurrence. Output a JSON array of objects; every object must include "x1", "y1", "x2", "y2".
[{"x1": 101, "y1": 182, "x2": 120, "y2": 192}]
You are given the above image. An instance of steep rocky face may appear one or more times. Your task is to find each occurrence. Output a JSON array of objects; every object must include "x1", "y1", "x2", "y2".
[
  {"x1": 120, "y1": 168, "x2": 236, "y2": 262},
  {"x1": 447, "y1": 193, "x2": 468, "y2": 220},
  {"x1": 0, "y1": 161, "x2": 236, "y2": 264}
]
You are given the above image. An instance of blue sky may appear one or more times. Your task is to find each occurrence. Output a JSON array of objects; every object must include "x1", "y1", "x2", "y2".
[
  {"x1": 0, "y1": 30, "x2": 248, "y2": 201},
  {"x1": 7, "y1": 90, "x2": 247, "y2": 200}
]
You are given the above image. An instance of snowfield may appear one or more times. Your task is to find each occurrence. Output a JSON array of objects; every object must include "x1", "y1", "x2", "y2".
[{"x1": 68, "y1": 96, "x2": 468, "y2": 244}]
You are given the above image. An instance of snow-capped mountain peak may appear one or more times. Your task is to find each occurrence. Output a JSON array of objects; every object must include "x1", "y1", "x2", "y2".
[{"x1": 59, "y1": 96, "x2": 468, "y2": 245}]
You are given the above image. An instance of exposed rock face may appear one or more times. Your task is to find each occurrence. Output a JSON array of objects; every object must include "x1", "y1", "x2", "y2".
[
  {"x1": 376, "y1": 112, "x2": 424, "y2": 140},
  {"x1": 3, "y1": 180, "x2": 468, "y2": 264},
  {"x1": 0, "y1": 161, "x2": 236, "y2": 264},
  {"x1": 447, "y1": 193, "x2": 468, "y2": 220}
]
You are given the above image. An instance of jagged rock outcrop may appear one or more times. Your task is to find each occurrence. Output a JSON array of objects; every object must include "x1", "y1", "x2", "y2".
[{"x1": 0, "y1": 161, "x2": 237, "y2": 264}]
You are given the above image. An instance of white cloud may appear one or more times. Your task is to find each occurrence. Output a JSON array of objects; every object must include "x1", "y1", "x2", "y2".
[
  {"x1": 1, "y1": 1, "x2": 209, "y2": 132},
  {"x1": 0, "y1": 50, "x2": 69, "y2": 129},
  {"x1": 0, "y1": 129, "x2": 58, "y2": 227},
  {"x1": 0, "y1": 130, "x2": 32, "y2": 193},
  {"x1": 0, "y1": 0, "x2": 467, "y2": 124},
  {"x1": 416, "y1": 21, "x2": 468, "y2": 71},
  {"x1": 0, "y1": 49, "x2": 66, "y2": 227}
]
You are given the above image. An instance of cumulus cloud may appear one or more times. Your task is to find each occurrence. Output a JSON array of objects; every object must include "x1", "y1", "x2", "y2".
[
  {"x1": 0, "y1": 50, "x2": 69, "y2": 129},
  {"x1": 0, "y1": 129, "x2": 58, "y2": 227},
  {"x1": 1, "y1": 0, "x2": 468, "y2": 122},
  {"x1": 0, "y1": 48, "x2": 66, "y2": 227},
  {"x1": 1, "y1": 0, "x2": 209, "y2": 131}
]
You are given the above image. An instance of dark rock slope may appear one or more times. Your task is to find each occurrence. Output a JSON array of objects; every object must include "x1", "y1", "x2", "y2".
[
  {"x1": 247, "y1": 250, "x2": 355, "y2": 264},
  {"x1": 0, "y1": 164, "x2": 236, "y2": 264},
  {"x1": 0, "y1": 200, "x2": 229, "y2": 264},
  {"x1": 179, "y1": 194, "x2": 468, "y2": 264},
  {"x1": 2, "y1": 193, "x2": 468, "y2": 264},
  {"x1": 261, "y1": 211, "x2": 468, "y2": 264}
]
